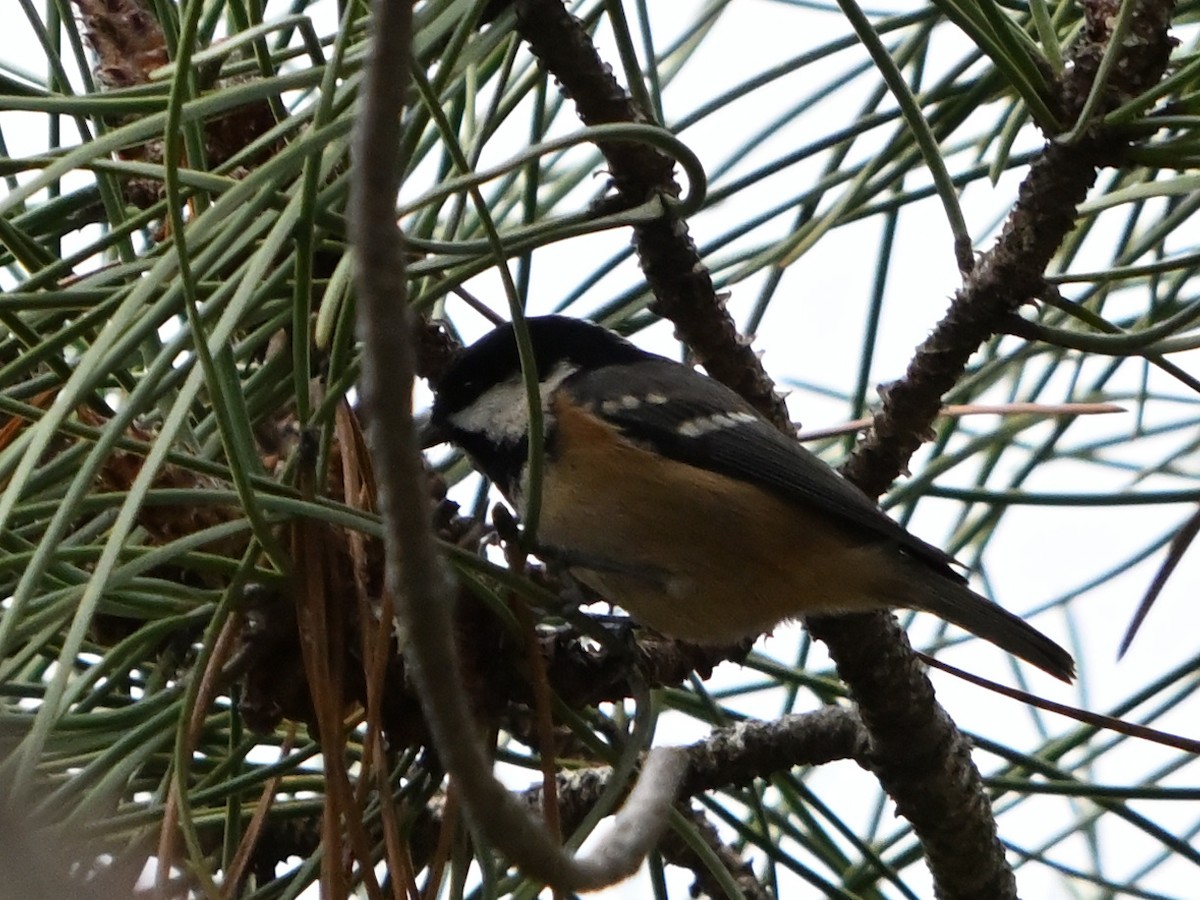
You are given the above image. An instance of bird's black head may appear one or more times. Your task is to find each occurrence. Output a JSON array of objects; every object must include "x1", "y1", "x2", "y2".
[{"x1": 428, "y1": 315, "x2": 647, "y2": 499}]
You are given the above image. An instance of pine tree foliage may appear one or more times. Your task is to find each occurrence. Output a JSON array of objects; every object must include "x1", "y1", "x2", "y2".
[{"x1": 0, "y1": 0, "x2": 1198, "y2": 897}]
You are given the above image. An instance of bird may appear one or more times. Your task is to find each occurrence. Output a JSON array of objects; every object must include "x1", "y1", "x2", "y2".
[{"x1": 426, "y1": 315, "x2": 1075, "y2": 682}]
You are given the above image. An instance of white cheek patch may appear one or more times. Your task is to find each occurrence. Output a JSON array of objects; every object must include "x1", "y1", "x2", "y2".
[
  {"x1": 448, "y1": 360, "x2": 578, "y2": 445},
  {"x1": 676, "y1": 410, "x2": 758, "y2": 438},
  {"x1": 448, "y1": 375, "x2": 528, "y2": 443}
]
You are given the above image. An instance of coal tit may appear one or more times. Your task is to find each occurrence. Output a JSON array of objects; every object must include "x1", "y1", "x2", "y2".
[{"x1": 427, "y1": 315, "x2": 1075, "y2": 682}]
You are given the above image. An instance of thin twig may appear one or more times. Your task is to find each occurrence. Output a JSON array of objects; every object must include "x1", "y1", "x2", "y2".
[
  {"x1": 512, "y1": 0, "x2": 792, "y2": 431},
  {"x1": 796, "y1": 401, "x2": 1123, "y2": 441}
]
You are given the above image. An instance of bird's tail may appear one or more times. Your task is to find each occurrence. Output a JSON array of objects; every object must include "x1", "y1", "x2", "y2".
[{"x1": 895, "y1": 564, "x2": 1076, "y2": 683}]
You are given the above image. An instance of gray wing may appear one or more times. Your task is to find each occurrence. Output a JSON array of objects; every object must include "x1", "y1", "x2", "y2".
[{"x1": 563, "y1": 358, "x2": 962, "y2": 577}]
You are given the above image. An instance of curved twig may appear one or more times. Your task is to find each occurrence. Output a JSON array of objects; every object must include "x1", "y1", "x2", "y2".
[{"x1": 349, "y1": 0, "x2": 684, "y2": 891}]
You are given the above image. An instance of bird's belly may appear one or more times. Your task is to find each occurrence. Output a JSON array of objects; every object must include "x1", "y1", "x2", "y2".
[
  {"x1": 537, "y1": 404, "x2": 890, "y2": 644},
  {"x1": 556, "y1": 523, "x2": 890, "y2": 645}
]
